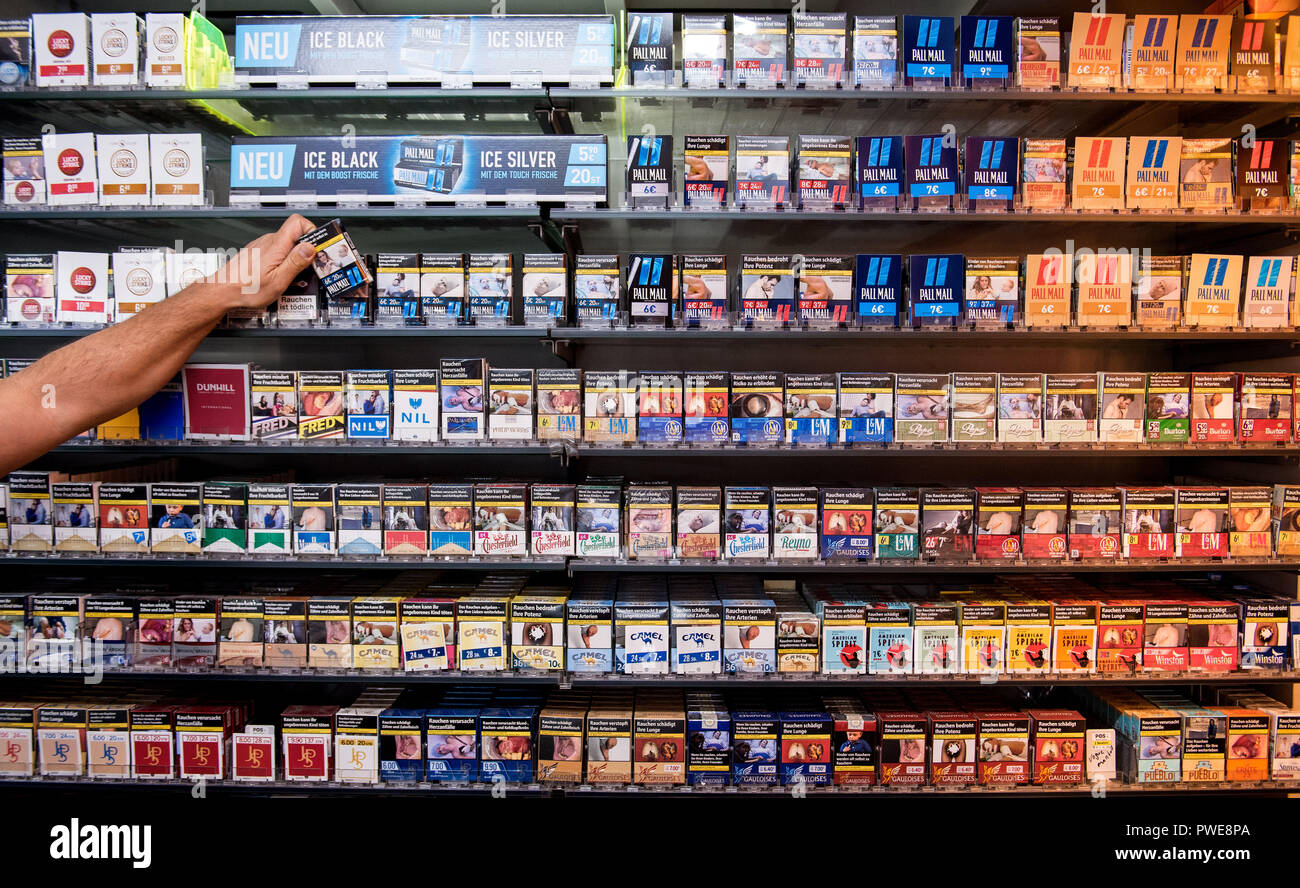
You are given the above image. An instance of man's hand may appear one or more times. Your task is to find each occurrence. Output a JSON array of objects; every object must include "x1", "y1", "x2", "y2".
[{"x1": 211, "y1": 213, "x2": 318, "y2": 310}]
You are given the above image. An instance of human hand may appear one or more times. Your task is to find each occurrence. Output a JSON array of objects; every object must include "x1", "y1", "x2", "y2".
[{"x1": 210, "y1": 214, "x2": 318, "y2": 310}]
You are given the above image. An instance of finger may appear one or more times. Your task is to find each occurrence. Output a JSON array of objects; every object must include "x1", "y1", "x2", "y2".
[
  {"x1": 281, "y1": 213, "x2": 317, "y2": 240},
  {"x1": 264, "y1": 238, "x2": 318, "y2": 297}
]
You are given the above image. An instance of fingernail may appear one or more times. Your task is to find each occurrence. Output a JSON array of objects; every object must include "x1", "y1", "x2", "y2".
[{"x1": 296, "y1": 243, "x2": 315, "y2": 259}]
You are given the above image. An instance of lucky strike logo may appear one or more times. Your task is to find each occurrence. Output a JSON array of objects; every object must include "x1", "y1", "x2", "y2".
[
  {"x1": 125, "y1": 268, "x2": 153, "y2": 296},
  {"x1": 70, "y1": 267, "x2": 96, "y2": 294},
  {"x1": 152, "y1": 27, "x2": 178, "y2": 53},
  {"x1": 57, "y1": 149, "x2": 84, "y2": 176},
  {"x1": 110, "y1": 149, "x2": 137, "y2": 177},
  {"x1": 163, "y1": 148, "x2": 190, "y2": 178},
  {"x1": 100, "y1": 29, "x2": 127, "y2": 57},
  {"x1": 14, "y1": 180, "x2": 35, "y2": 202},
  {"x1": 48, "y1": 30, "x2": 74, "y2": 58},
  {"x1": 20, "y1": 299, "x2": 41, "y2": 320}
]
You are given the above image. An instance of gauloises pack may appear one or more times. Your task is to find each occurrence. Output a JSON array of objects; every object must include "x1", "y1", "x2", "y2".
[
  {"x1": 930, "y1": 711, "x2": 977, "y2": 786},
  {"x1": 1175, "y1": 487, "x2": 1229, "y2": 559},
  {"x1": 876, "y1": 709, "x2": 927, "y2": 787},
  {"x1": 920, "y1": 488, "x2": 973, "y2": 562},
  {"x1": 1021, "y1": 488, "x2": 1068, "y2": 560},
  {"x1": 977, "y1": 710, "x2": 1030, "y2": 785},
  {"x1": 975, "y1": 488, "x2": 1022, "y2": 560},
  {"x1": 875, "y1": 487, "x2": 919, "y2": 559},
  {"x1": 1239, "y1": 373, "x2": 1292, "y2": 443},
  {"x1": 837, "y1": 372, "x2": 893, "y2": 444},
  {"x1": 783, "y1": 374, "x2": 836, "y2": 446},
  {"x1": 820, "y1": 488, "x2": 873, "y2": 560},
  {"x1": 1190, "y1": 372, "x2": 1236, "y2": 443},
  {"x1": 683, "y1": 372, "x2": 729, "y2": 445},
  {"x1": 1028, "y1": 709, "x2": 1085, "y2": 785},
  {"x1": 1123, "y1": 487, "x2": 1175, "y2": 559},
  {"x1": 1068, "y1": 487, "x2": 1121, "y2": 560},
  {"x1": 828, "y1": 705, "x2": 876, "y2": 786}
]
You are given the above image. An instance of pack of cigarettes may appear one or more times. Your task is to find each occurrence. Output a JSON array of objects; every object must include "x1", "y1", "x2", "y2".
[
  {"x1": 1143, "y1": 601, "x2": 1189, "y2": 672},
  {"x1": 111, "y1": 249, "x2": 166, "y2": 321},
  {"x1": 1144, "y1": 372, "x2": 1191, "y2": 443},
  {"x1": 950, "y1": 372, "x2": 996, "y2": 443},
  {"x1": 291, "y1": 483, "x2": 336, "y2": 555},
  {"x1": 1176, "y1": 15, "x2": 1231, "y2": 92},
  {"x1": 521, "y1": 253, "x2": 567, "y2": 324},
  {"x1": 530, "y1": 484, "x2": 575, "y2": 557},
  {"x1": 783, "y1": 374, "x2": 835, "y2": 446},
  {"x1": 792, "y1": 12, "x2": 846, "y2": 87},
  {"x1": 856, "y1": 139, "x2": 903, "y2": 211},
  {"x1": 574, "y1": 485, "x2": 620, "y2": 560},
  {"x1": 638, "y1": 371, "x2": 683, "y2": 444},
  {"x1": 626, "y1": 484, "x2": 672, "y2": 560},
  {"x1": 1044, "y1": 373, "x2": 1098, "y2": 442},
  {"x1": 149, "y1": 483, "x2": 201, "y2": 554},
  {"x1": 1123, "y1": 486, "x2": 1175, "y2": 558},
  {"x1": 467, "y1": 253, "x2": 512, "y2": 322},
  {"x1": 45, "y1": 132, "x2": 98, "y2": 207},
  {"x1": 1127, "y1": 136, "x2": 1180, "y2": 210},
  {"x1": 902, "y1": 14, "x2": 954, "y2": 86},
  {"x1": 852, "y1": 15, "x2": 898, "y2": 87},
  {"x1": 678, "y1": 254, "x2": 727, "y2": 326},
  {"x1": 399, "y1": 599, "x2": 451, "y2": 671},
  {"x1": 676, "y1": 485, "x2": 720, "y2": 559},
  {"x1": 1129, "y1": 14, "x2": 1176, "y2": 91},
  {"x1": 735, "y1": 136, "x2": 789, "y2": 207},
  {"x1": 144, "y1": 13, "x2": 185, "y2": 87},
  {"x1": 1134, "y1": 255, "x2": 1184, "y2": 328},
  {"x1": 428, "y1": 483, "x2": 473, "y2": 557},
  {"x1": 297, "y1": 371, "x2": 345, "y2": 440},
  {"x1": 1098, "y1": 372, "x2": 1145, "y2": 442},
  {"x1": 1046, "y1": 600, "x2": 1095, "y2": 675},
  {"x1": 965, "y1": 138, "x2": 1018, "y2": 212},
  {"x1": 820, "y1": 488, "x2": 872, "y2": 560},
  {"x1": 95, "y1": 134, "x2": 149, "y2": 206},
  {"x1": 0, "y1": 18, "x2": 31, "y2": 87},
  {"x1": 975, "y1": 487, "x2": 1022, "y2": 560},
  {"x1": 250, "y1": 371, "x2": 298, "y2": 441},
  {"x1": 683, "y1": 136, "x2": 729, "y2": 208},
  {"x1": 379, "y1": 484, "x2": 427, "y2": 557},
  {"x1": 81, "y1": 596, "x2": 131, "y2": 668},
  {"x1": 5, "y1": 254, "x2": 55, "y2": 324},
  {"x1": 385, "y1": 369, "x2": 436, "y2": 442},
  {"x1": 1021, "y1": 488, "x2": 1069, "y2": 560},
  {"x1": 1029, "y1": 709, "x2": 1085, "y2": 785},
  {"x1": 867, "y1": 602, "x2": 913, "y2": 675},
  {"x1": 1069, "y1": 487, "x2": 1122, "y2": 560},
  {"x1": 439, "y1": 358, "x2": 485, "y2": 441},
  {"x1": 55, "y1": 250, "x2": 109, "y2": 324},
  {"x1": 1239, "y1": 373, "x2": 1291, "y2": 442},
  {"x1": 487, "y1": 368, "x2": 534, "y2": 441},
  {"x1": 670, "y1": 597, "x2": 722, "y2": 674},
  {"x1": 420, "y1": 253, "x2": 465, "y2": 323},
  {"x1": 1023, "y1": 252, "x2": 1069, "y2": 325},
  {"x1": 908, "y1": 253, "x2": 962, "y2": 325},
  {"x1": 1238, "y1": 139, "x2": 1289, "y2": 212},
  {"x1": 281, "y1": 705, "x2": 336, "y2": 781},
  {"x1": 838, "y1": 372, "x2": 893, "y2": 443},
  {"x1": 263, "y1": 597, "x2": 306, "y2": 668},
  {"x1": 729, "y1": 371, "x2": 783, "y2": 445},
  {"x1": 52, "y1": 482, "x2": 96, "y2": 554},
  {"x1": 963, "y1": 255, "x2": 1018, "y2": 327},
  {"x1": 995, "y1": 372, "x2": 1043, "y2": 442},
  {"x1": 473, "y1": 483, "x2": 527, "y2": 558},
  {"x1": 167, "y1": 250, "x2": 221, "y2": 297},
  {"x1": 1179, "y1": 138, "x2": 1234, "y2": 211},
  {"x1": 683, "y1": 372, "x2": 729, "y2": 444},
  {"x1": 905, "y1": 136, "x2": 958, "y2": 211},
  {"x1": 1020, "y1": 140, "x2": 1066, "y2": 212},
  {"x1": 1071, "y1": 137, "x2": 1125, "y2": 211},
  {"x1": 3, "y1": 138, "x2": 45, "y2": 206},
  {"x1": 336, "y1": 484, "x2": 382, "y2": 556},
  {"x1": 818, "y1": 602, "x2": 865, "y2": 674},
  {"x1": 352, "y1": 597, "x2": 399, "y2": 669},
  {"x1": 1189, "y1": 372, "x2": 1234, "y2": 442},
  {"x1": 1228, "y1": 486, "x2": 1272, "y2": 558},
  {"x1": 172, "y1": 597, "x2": 218, "y2": 667},
  {"x1": 1076, "y1": 251, "x2": 1132, "y2": 326},
  {"x1": 895, "y1": 373, "x2": 949, "y2": 444},
  {"x1": 202, "y1": 481, "x2": 246, "y2": 554},
  {"x1": 1239, "y1": 598, "x2": 1289, "y2": 670},
  {"x1": 723, "y1": 598, "x2": 775, "y2": 673},
  {"x1": 246, "y1": 483, "x2": 290, "y2": 554},
  {"x1": 875, "y1": 487, "x2": 919, "y2": 559},
  {"x1": 33, "y1": 13, "x2": 89, "y2": 87},
  {"x1": 796, "y1": 135, "x2": 851, "y2": 208},
  {"x1": 625, "y1": 135, "x2": 672, "y2": 208},
  {"x1": 772, "y1": 487, "x2": 818, "y2": 559},
  {"x1": 681, "y1": 14, "x2": 726, "y2": 87},
  {"x1": 511, "y1": 593, "x2": 565, "y2": 671},
  {"x1": 373, "y1": 253, "x2": 420, "y2": 325},
  {"x1": 97, "y1": 483, "x2": 148, "y2": 554},
  {"x1": 739, "y1": 254, "x2": 794, "y2": 326},
  {"x1": 733, "y1": 13, "x2": 787, "y2": 87},
  {"x1": 921, "y1": 488, "x2": 974, "y2": 561},
  {"x1": 1186, "y1": 253, "x2": 1242, "y2": 327},
  {"x1": 584, "y1": 370, "x2": 637, "y2": 444},
  {"x1": 1016, "y1": 17, "x2": 1059, "y2": 89},
  {"x1": 532, "y1": 367, "x2": 580, "y2": 442},
  {"x1": 1005, "y1": 601, "x2": 1052, "y2": 673},
  {"x1": 626, "y1": 253, "x2": 673, "y2": 326},
  {"x1": 91, "y1": 14, "x2": 140, "y2": 86},
  {"x1": 300, "y1": 219, "x2": 371, "y2": 300},
  {"x1": 959, "y1": 600, "x2": 1005, "y2": 674},
  {"x1": 798, "y1": 254, "x2": 852, "y2": 326},
  {"x1": 632, "y1": 704, "x2": 683, "y2": 784},
  {"x1": 1175, "y1": 486, "x2": 1229, "y2": 558},
  {"x1": 1244, "y1": 256, "x2": 1293, "y2": 327},
  {"x1": 574, "y1": 254, "x2": 620, "y2": 324},
  {"x1": 615, "y1": 598, "x2": 669, "y2": 673}
]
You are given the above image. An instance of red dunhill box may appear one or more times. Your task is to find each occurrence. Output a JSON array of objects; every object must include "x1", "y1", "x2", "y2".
[{"x1": 182, "y1": 363, "x2": 252, "y2": 440}]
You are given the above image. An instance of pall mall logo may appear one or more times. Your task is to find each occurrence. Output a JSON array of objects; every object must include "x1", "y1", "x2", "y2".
[
  {"x1": 50, "y1": 819, "x2": 151, "y2": 868},
  {"x1": 1136, "y1": 17, "x2": 1172, "y2": 55}
]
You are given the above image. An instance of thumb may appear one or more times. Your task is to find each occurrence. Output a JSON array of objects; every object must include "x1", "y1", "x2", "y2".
[{"x1": 266, "y1": 239, "x2": 317, "y2": 297}]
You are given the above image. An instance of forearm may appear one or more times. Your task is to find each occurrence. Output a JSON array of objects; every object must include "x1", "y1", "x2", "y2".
[{"x1": 0, "y1": 281, "x2": 236, "y2": 469}]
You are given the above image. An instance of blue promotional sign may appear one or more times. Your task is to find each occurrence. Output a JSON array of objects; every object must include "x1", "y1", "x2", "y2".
[
  {"x1": 855, "y1": 136, "x2": 903, "y2": 199},
  {"x1": 964, "y1": 137, "x2": 1018, "y2": 201},
  {"x1": 960, "y1": 16, "x2": 1014, "y2": 80},
  {"x1": 854, "y1": 254, "x2": 902, "y2": 323},
  {"x1": 909, "y1": 254, "x2": 964, "y2": 322},
  {"x1": 902, "y1": 15, "x2": 954, "y2": 79}
]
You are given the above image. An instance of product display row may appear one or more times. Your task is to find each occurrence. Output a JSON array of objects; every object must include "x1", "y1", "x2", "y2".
[
  {"x1": 8, "y1": 11, "x2": 1300, "y2": 94},
  {"x1": 4, "y1": 684, "x2": 1297, "y2": 787},
  {"x1": 5, "y1": 571, "x2": 1298, "y2": 676},
  {"x1": 7, "y1": 473, "x2": 1300, "y2": 563},
  {"x1": 97, "y1": 363, "x2": 1300, "y2": 447},
  {"x1": 13, "y1": 244, "x2": 1294, "y2": 330}
]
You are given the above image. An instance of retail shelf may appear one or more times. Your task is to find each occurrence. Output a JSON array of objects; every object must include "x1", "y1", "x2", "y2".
[
  {"x1": 0, "y1": 777, "x2": 555, "y2": 796},
  {"x1": 551, "y1": 206, "x2": 1294, "y2": 224},
  {"x1": 0, "y1": 87, "x2": 549, "y2": 103},
  {"x1": 550, "y1": 85, "x2": 1300, "y2": 105},
  {"x1": 0, "y1": 556, "x2": 565, "y2": 570},
  {"x1": 0, "y1": 206, "x2": 541, "y2": 222},
  {"x1": 547, "y1": 327, "x2": 1300, "y2": 343},
  {"x1": 0, "y1": 325, "x2": 549, "y2": 340}
]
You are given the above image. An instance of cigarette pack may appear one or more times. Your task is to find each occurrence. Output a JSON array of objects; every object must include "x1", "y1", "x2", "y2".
[
  {"x1": 263, "y1": 597, "x2": 307, "y2": 668},
  {"x1": 1187, "y1": 601, "x2": 1239, "y2": 672},
  {"x1": 127, "y1": 706, "x2": 176, "y2": 779},
  {"x1": 1238, "y1": 139, "x2": 1289, "y2": 210},
  {"x1": 1076, "y1": 250, "x2": 1132, "y2": 326},
  {"x1": 682, "y1": 136, "x2": 729, "y2": 208},
  {"x1": 149, "y1": 483, "x2": 201, "y2": 554},
  {"x1": 681, "y1": 14, "x2": 726, "y2": 87},
  {"x1": 855, "y1": 139, "x2": 903, "y2": 211},
  {"x1": 951, "y1": 372, "x2": 997, "y2": 442},
  {"x1": 281, "y1": 705, "x2": 336, "y2": 782},
  {"x1": 905, "y1": 135, "x2": 958, "y2": 209},
  {"x1": 1044, "y1": 373, "x2": 1098, "y2": 442},
  {"x1": 573, "y1": 253, "x2": 619, "y2": 324},
  {"x1": 82, "y1": 597, "x2": 133, "y2": 668},
  {"x1": 960, "y1": 599, "x2": 1005, "y2": 674},
  {"x1": 439, "y1": 358, "x2": 485, "y2": 441},
  {"x1": 876, "y1": 708, "x2": 927, "y2": 786},
  {"x1": 420, "y1": 253, "x2": 465, "y2": 323},
  {"x1": 739, "y1": 254, "x2": 794, "y2": 326},
  {"x1": 1071, "y1": 137, "x2": 1125, "y2": 211},
  {"x1": 820, "y1": 602, "x2": 866, "y2": 674},
  {"x1": 837, "y1": 372, "x2": 893, "y2": 443},
  {"x1": 86, "y1": 704, "x2": 132, "y2": 779},
  {"x1": 674, "y1": 254, "x2": 727, "y2": 328},
  {"x1": 828, "y1": 705, "x2": 876, "y2": 785},
  {"x1": 734, "y1": 135, "x2": 789, "y2": 207},
  {"x1": 1239, "y1": 598, "x2": 1289, "y2": 670},
  {"x1": 627, "y1": 484, "x2": 673, "y2": 559},
  {"x1": 921, "y1": 488, "x2": 974, "y2": 562},
  {"x1": 1006, "y1": 601, "x2": 1052, "y2": 673},
  {"x1": 5, "y1": 253, "x2": 55, "y2": 325},
  {"x1": 875, "y1": 487, "x2": 919, "y2": 559},
  {"x1": 977, "y1": 710, "x2": 1030, "y2": 785},
  {"x1": 296, "y1": 370, "x2": 344, "y2": 440},
  {"x1": 467, "y1": 253, "x2": 512, "y2": 322},
  {"x1": 975, "y1": 487, "x2": 1022, "y2": 559},
  {"x1": 1190, "y1": 372, "x2": 1235, "y2": 442},
  {"x1": 1230, "y1": 486, "x2": 1274, "y2": 558},
  {"x1": 773, "y1": 487, "x2": 819, "y2": 559},
  {"x1": 134, "y1": 598, "x2": 173, "y2": 668},
  {"x1": 1069, "y1": 487, "x2": 1121, "y2": 559},
  {"x1": 1277, "y1": 485, "x2": 1300, "y2": 557},
  {"x1": 171, "y1": 596, "x2": 218, "y2": 667},
  {"x1": 37, "y1": 705, "x2": 87, "y2": 777},
  {"x1": 584, "y1": 370, "x2": 636, "y2": 444},
  {"x1": 1019, "y1": 140, "x2": 1067, "y2": 213},
  {"x1": 473, "y1": 483, "x2": 527, "y2": 558},
  {"x1": 1239, "y1": 372, "x2": 1291, "y2": 442},
  {"x1": 724, "y1": 487, "x2": 770, "y2": 560},
  {"x1": 638, "y1": 371, "x2": 683, "y2": 444},
  {"x1": 1135, "y1": 255, "x2": 1184, "y2": 328},
  {"x1": 963, "y1": 255, "x2": 1019, "y2": 327},
  {"x1": 632, "y1": 705, "x2": 683, "y2": 786},
  {"x1": 966, "y1": 139, "x2": 1018, "y2": 216},
  {"x1": 1126, "y1": 136, "x2": 1180, "y2": 210},
  {"x1": 345, "y1": 369, "x2": 391, "y2": 441},
  {"x1": 908, "y1": 602, "x2": 956, "y2": 674},
  {"x1": 908, "y1": 253, "x2": 963, "y2": 326},
  {"x1": 796, "y1": 135, "x2": 851, "y2": 208},
  {"x1": 291, "y1": 483, "x2": 336, "y2": 555},
  {"x1": 625, "y1": 135, "x2": 672, "y2": 208},
  {"x1": 55, "y1": 250, "x2": 108, "y2": 324},
  {"x1": 1221, "y1": 708, "x2": 1269, "y2": 781},
  {"x1": 532, "y1": 367, "x2": 581, "y2": 443},
  {"x1": 1098, "y1": 372, "x2": 1145, "y2": 442},
  {"x1": 33, "y1": 13, "x2": 89, "y2": 86},
  {"x1": 782, "y1": 374, "x2": 835, "y2": 445},
  {"x1": 167, "y1": 250, "x2": 222, "y2": 297},
  {"x1": 852, "y1": 15, "x2": 898, "y2": 87},
  {"x1": 586, "y1": 704, "x2": 631, "y2": 783},
  {"x1": 201, "y1": 481, "x2": 246, "y2": 554},
  {"x1": 144, "y1": 13, "x2": 185, "y2": 87},
  {"x1": 26, "y1": 594, "x2": 81, "y2": 671},
  {"x1": 676, "y1": 485, "x2": 721, "y2": 560},
  {"x1": 615, "y1": 599, "x2": 669, "y2": 673},
  {"x1": 683, "y1": 371, "x2": 729, "y2": 444},
  {"x1": 627, "y1": 12, "x2": 673, "y2": 86},
  {"x1": 1122, "y1": 486, "x2": 1176, "y2": 558},
  {"x1": 996, "y1": 372, "x2": 1044, "y2": 442},
  {"x1": 1175, "y1": 487, "x2": 1229, "y2": 558},
  {"x1": 336, "y1": 484, "x2": 382, "y2": 556},
  {"x1": 1186, "y1": 253, "x2": 1243, "y2": 327},
  {"x1": 670, "y1": 597, "x2": 722, "y2": 674},
  {"x1": 0, "y1": 18, "x2": 31, "y2": 88},
  {"x1": 686, "y1": 705, "x2": 730, "y2": 784},
  {"x1": 1029, "y1": 709, "x2": 1085, "y2": 785},
  {"x1": 895, "y1": 373, "x2": 950, "y2": 444},
  {"x1": 334, "y1": 705, "x2": 381, "y2": 783},
  {"x1": 733, "y1": 13, "x2": 787, "y2": 87},
  {"x1": 374, "y1": 253, "x2": 421, "y2": 325},
  {"x1": 538, "y1": 705, "x2": 585, "y2": 783},
  {"x1": 779, "y1": 710, "x2": 833, "y2": 786},
  {"x1": 218, "y1": 597, "x2": 263, "y2": 667},
  {"x1": 521, "y1": 253, "x2": 567, "y2": 323},
  {"x1": 7, "y1": 471, "x2": 51, "y2": 552},
  {"x1": 0, "y1": 597, "x2": 25, "y2": 672},
  {"x1": 352, "y1": 597, "x2": 399, "y2": 669},
  {"x1": 246, "y1": 483, "x2": 290, "y2": 554},
  {"x1": 566, "y1": 596, "x2": 612, "y2": 672},
  {"x1": 387, "y1": 369, "x2": 438, "y2": 442},
  {"x1": 51, "y1": 482, "x2": 96, "y2": 553},
  {"x1": 111, "y1": 248, "x2": 166, "y2": 321},
  {"x1": 960, "y1": 15, "x2": 1013, "y2": 86},
  {"x1": 728, "y1": 371, "x2": 783, "y2": 445},
  {"x1": 1023, "y1": 251, "x2": 1069, "y2": 324},
  {"x1": 149, "y1": 133, "x2": 203, "y2": 206},
  {"x1": 95, "y1": 134, "x2": 149, "y2": 206},
  {"x1": 1244, "y1": 256, "x2": 1293, "y2": 327},
  {"x1": 930, "y1": 710, "x2": 977, "y2": 786},
  {"x1": 1143, "y1": 601, "x2": 1189, "y2": 671},
  {"x1": 249, "y1": 371, "x2": 297, "y2": 441},
  {"x1": 43, "y1": 131, "x2": 97, "y2": 207},
  {"x1": 724, "y1": 598, "x2": 775, "y2": 673},
  {"x1": 1130, "y1": 14, "x2": 1178, "y2": 91},
  {"x1": 300, "y1": 218, "x2": 371, "y2": 300},
  {"x1": 730, "y1": 710, "x2": 779, "y2": 785},
  {"x1": 792, "y1": 11, "x2": 846, "y2": 88},
  {"x1": 530, "y1": 483, "x2": 575, "y2": 557},
  {"x1": 1179, "y1": 138, "x2": 1234, "y2": 211},
  {"x1": 1069, "y1": 12, "x2": 1124, "y2": 90},
  {"x1": 1176, "y1": 14, "x2": 1231, "y2": 91},
  {"x1": 797, "y1": 255, "x2": 852, "y2": 327},
  {"x1": 487, "y1": 368, "x2": 534, "y2": 441},
  {"x1": 867, "y1": 601, "x2": 913, "y2": 674},
  {"x1": 1017, "y1": 17, "x2": 1060, "y2": 90},
  {"x1": 399, "y1": 598, "x2": 452, "y2": 670},
  {"x1": 456, "y1": 595, "x2": 508, "y2": 670},
  {"x1": 902, "y1": 14, "x2": 954, "y2": 85},
  {"x1": 1052, "y1": 601, "x2": 1098, "y2": 673},
  {"x1": 1097, "y1": 602, "x2": 1144, "y2": 674},
  {"x1": 575, "y1": 484, "x2": 621, "y2": 558}
]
